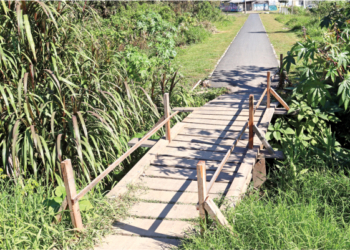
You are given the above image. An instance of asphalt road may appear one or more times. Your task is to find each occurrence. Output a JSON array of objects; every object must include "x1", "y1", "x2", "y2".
[{"x1": 210, "y1": 14, "x2": 279, "y2": 93}]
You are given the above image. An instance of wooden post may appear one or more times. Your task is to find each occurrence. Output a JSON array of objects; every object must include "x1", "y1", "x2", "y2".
[
  {"x1": 163, "y1": 93, "x2": 171, "y2": 142},
  {"x1": 267, "y1": 71, "x2": 271, "y2": 108},
  {"x1": 61, "y1": 159, "x2": 83, "y2": 230},
  {"x1": 249, "y1": 95, "x2": 254, "y2": 149},
  {"x1": 279, "y1": 54, "x2": 283, "y2": 88},
  {"x1": 196, "y1": 160, "x2": 207, "y2": 235}
]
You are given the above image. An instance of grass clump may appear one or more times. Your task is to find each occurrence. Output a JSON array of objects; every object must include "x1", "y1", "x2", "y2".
[
  {"x1": 180, "y1": 159, "x2": 350, "y2": 249},
  {"x1": 0, "y1": 178, "x2": 141, "y2": 249}
]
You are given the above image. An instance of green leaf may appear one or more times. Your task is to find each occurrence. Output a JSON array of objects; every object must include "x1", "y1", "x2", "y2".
[
  {"x1": 23, "y1": 15, "x2": 36, "y2": 62},
  {"x1": 79, "y1": 199, "x2": 93, "y2": 212},
  {"x1": 283, "y1": 128, "x2": 295, "y2": 135}
]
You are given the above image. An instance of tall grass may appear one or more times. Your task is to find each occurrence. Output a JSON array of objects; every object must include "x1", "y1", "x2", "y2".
[
  {"x1": 180, "y1": 149, "x2": 350, "y2": 249},
  {"x1": 0, "y1": 177, "x2": 140, "y2": 249},
  {"x1": 0, "y1": 1, "x2": 226, "y2": 187}
]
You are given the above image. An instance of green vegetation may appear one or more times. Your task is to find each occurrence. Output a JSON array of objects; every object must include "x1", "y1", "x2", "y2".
[
  {"x1": 0, "y1": 1, "x2": 242, "y2": 248},
  {"x1": 181, "y1": 3, "x2": 350, "y2": 249}
]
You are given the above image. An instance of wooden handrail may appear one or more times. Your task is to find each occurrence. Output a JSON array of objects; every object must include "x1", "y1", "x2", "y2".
[
  {"x1": 255, "y1": 87, "x2": 267, "y2": 113},
  {"x1": 71, "y1": 110, "x2": 179, "y2": 204}
]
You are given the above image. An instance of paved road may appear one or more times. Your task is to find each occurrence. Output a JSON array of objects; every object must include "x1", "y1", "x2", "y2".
[{"x1": 210, "y1": 14, "x2": 279, "y2": 93}]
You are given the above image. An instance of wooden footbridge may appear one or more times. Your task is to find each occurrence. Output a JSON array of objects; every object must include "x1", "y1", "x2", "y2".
[{"x1": 58, "y1": 70, "x2": 289, "y2": 249}]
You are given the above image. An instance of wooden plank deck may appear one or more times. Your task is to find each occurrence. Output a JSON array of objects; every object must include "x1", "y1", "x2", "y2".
[{"x1": 96, "y1": 91, "x2": 276, "y2": 250}]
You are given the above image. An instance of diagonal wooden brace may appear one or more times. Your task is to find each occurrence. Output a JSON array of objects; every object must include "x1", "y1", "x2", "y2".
[
  {"x1": 204, "y1": 197, "x2": 229, "y2": 227},
  {"x1": 253, "y1": 125, "x2": 274, "y2": 155},
  {"x1": 269, "y1": 88, "x2": 289, "y2": 111}
]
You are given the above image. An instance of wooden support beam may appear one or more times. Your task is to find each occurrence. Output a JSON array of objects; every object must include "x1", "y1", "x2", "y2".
[
  {"x1": 164, "y1": 93, "x2": 171, "y2": 142},
  {"x1": 270, "y1": 88, "x2": 290, "y2": 111},
  {"x1": 196, "y1": 161, "x2": 207, "y2": 235},
  {"x1": 204, "y1": 197, "x2": 229, "y2": 227},
  {"x1": 252, "y1": 125, "x2": 274, "y2": 155},
  {"x1": 249, "y1": 95, "x2": 254, "y2": 149},
  {"x1": 61, "y1": 159, "x2": 83, "y2": 230},
  {"x1": 258, "y1": 150, "x2": 284, "y2": 159},
  {"x1": 54, "y1": 197, "x2": 68, "y2": 224},
  {"x1": 172, "y1": 107, "x2": 199, "y2": 112},
  {"x1": 274, "y1": 108, "x2": 299, "y2": 115},
  {"x1": 267, "y1": 71, "x2": 271, "y2": 108},
  {"x1": 253, "y1": 158, "x2": 266, "y2": 189}
]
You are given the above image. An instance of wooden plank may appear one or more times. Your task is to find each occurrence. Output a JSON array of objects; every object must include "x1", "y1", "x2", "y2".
[
  {"x1": 127, "y1": 134, "x2": 262, "y2": 150},
  {"x1": 173, "y1": 134, "x2": 237, "y2": 146},
  {"x1": 95, "y1": 234, "x2": 179, "y2": 250},
  {"x1": 184, "y1": 122, "x2": 249, "y2": 131},
  {"x1": 168, "y1": 141, "x2": 248, "y2": 153},
  {"x1": 215, "y1": 94, "x2": 262, "y2": 99},
  {"x1": 203, "y1": 103, "x2": 269, "y2": 109},
  {"x1": 137, "y1": 190, "x2": 220, "y2": 204},
  {"x1": 151, "y1": 156, "x2": 242, "y2": 171},
  {"x1": 107, "y1": 122, "x2": 186, "y2": 198},
  {"x1": 179, "y1": 128, "x2": 258, "y2": 141},
  {"x1": 196, "y1": 107, "x2": 263, "y2": 111},
  {"x1": 173, "y1": 135, "x2": 256, "y2": 148},
  {"x1": 145, "y1": 165, "x2": 238, "y2": 182},
  {"x1": 139, "y1": 177, "x2": 231, "y2": 194},
  {"x1": 187, "y1": 113, "x2": 263, "y2": 121},
  {"x1": 196, "y1": 161, "x2": 207, "y2": 234},
  {"x1": 111, "y1": 217, "x2": 193, "y2": 238},
  {"x1": 183, "y1": 115, "x2": 263, "y2": 126},
  {"x1": 129, "y1": 202, "x2": 198, "y2": 219},
  {"x1": 172, "y1": 107, "x2": 198, "y2": 112},
  {"x1": 61, "y1": 159, "x2": 83, "y2": 230},
  {"x1": 158, "y1": 148, "x2": 246, "y2": 162},
  {"x1": 204, "y1": 197, "x2": 229, "y2": 227}
]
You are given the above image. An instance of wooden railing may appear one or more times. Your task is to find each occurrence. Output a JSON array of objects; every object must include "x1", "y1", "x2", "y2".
[
  {"x1": 60, "y1": 93, "x2": 177, "y2": 230},
  {"x1": 195, "y1": 71, "x2": 290, "y2": 233}
]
